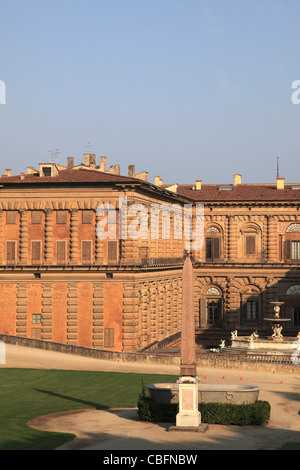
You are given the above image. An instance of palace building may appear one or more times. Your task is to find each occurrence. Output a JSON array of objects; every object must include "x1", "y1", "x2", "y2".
[{"x1": 0, "y1": 154, "x2": 299, "y2": 352}]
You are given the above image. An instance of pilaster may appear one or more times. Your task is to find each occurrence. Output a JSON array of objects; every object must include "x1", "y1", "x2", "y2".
[
  {"x1": 19, "y1": 209, "x2": 28, "y2": 264},
  {"x1": 70, "y1": 209, "x2": 79, "y2": 264},
  {"x1": 44, "y1": 210, "x2": 54, "y2": 264}
]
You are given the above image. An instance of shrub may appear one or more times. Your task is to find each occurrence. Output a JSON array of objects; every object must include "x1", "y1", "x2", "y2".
[{"x1": 137, "y1": 386, "x2": 270, "y2": 426}]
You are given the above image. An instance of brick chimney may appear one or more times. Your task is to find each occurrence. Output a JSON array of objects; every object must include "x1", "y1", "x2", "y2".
[
  {"x1": 99, "y1": 157, "x2": 107, "y2": 172},
  {"x1": 233, "y1": 174, "x2": 242, "y2": 185},
  {"x1": 128, "y1": 165, "x2": 135, "y2": 178},
  {"x1": 83, "y1": 153, "x2": 96, "y2": 167},
  {"x1": 196, "y1": 179, "x2": 202, "y2": 190},
  {"x1": 277, "y1": 176, "x2": 285, "y2": 190},
  {"x1": 155, "y1": 176, "x2": 163, "y2": 186},
  {"x1": 5, "y1": 169, "x2": 12, "y2": 177},
  {"x1": 67, "y1": 157, "x2": 74, "y2": 169}
]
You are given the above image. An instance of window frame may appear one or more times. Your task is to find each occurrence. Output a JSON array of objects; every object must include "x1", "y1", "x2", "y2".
[
  {"x1": 31, "y1": 211, "x2": 42, "y2": 225},
  {"x1": 56, "y1": 210, "x2": 67, "y2": 225},
  {"x1": 81, "y1": 240, "x2": 92, "y2": 264},
  {"x1": 56, "y1": 240, "x2": 67, "y2": 264},
  {"x1": 6, "y1": 240, "x2": 17, "y2": 264},
  {"x1": 31, "y1": 240, "x2": 42, "y2": 264},
  {"x1": 6, "y1": 211, "x2": 17, "y2": 225}
]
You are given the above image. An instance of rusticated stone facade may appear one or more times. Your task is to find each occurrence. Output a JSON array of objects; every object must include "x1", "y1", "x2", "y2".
[{"x1": 0, "y1": 157, "x2": 299, "y2": 353}]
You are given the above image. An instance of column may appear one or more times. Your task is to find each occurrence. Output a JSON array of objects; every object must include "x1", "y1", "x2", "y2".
[
  {"x1": 0, "y1": 210, "x2": 3, "y2": 264},
  {"x1": 70, "y1": 209, "x2": 79, "y2": 264},
  {"x1": 67, "y1": 282, "x2": 78, "y2": 345},
  {"x1": 19, "y1": 209, "x2": 28, "y2": 264},
  {"x1": 267, "y1": 215, "x2": 278, "y2": 261},
  {"x1": 44, "y1": 210, "x2": 54, "y2": 264},
  {"x1": 42, "y1": 283, "x2": 52, "y2": 340},
  {"x1": 228, "y1": 215, "x2": 238, "y2": 261},
  {"x1": 16, "y1": 283, "x2": 27, "y2": 337},
  {"x1": 93, "y1": 283, "x2": 104, "y2": 348}
]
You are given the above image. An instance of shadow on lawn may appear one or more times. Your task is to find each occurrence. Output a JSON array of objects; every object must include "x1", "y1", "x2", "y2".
[{"x1": 33, "y1": 388, "x2": 108, "y2": 410}]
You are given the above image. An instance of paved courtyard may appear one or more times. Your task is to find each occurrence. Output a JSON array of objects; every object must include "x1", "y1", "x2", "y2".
[{"x1": 2, "y1": 343, "x2": 300, "y2": 450}]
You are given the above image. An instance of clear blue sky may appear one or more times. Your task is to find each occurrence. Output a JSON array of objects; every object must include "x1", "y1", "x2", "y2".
[{"x1": 1, "y1": 0, "x2": 300, "y2": 185}]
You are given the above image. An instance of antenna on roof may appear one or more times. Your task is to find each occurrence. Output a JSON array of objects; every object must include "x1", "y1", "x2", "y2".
[
  {"x1": 85, "y1": 142, "x2": 94, "y2": 153},
  {"x1": 48, "y1": 150, "x2": 54, "y2": 163},
  {"x1": 277, "y1": 157, "x2": 280, "y2": 178},
  {"x1": 48, "y1": 149, "x2": 60, "y2": 163}
]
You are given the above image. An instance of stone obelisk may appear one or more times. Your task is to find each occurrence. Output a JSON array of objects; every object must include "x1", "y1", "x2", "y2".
[
  {"x1": 180, "y1": 254, "x2": 196, "y2": 377},
  {"x1": 174, "y1": 253, "x2": 207, "y2": 431}
]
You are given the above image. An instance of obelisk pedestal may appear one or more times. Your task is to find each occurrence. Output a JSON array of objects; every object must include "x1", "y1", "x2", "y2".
[{"x1": 176, "y1": 376, "x2": 201, "y2": 428}]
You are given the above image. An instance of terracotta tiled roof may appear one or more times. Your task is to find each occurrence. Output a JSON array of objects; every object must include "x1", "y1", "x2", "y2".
[
  {"x1": 0, "y1": 168, "x2": 140, "y2": 184},
  {"x1": 0, "y1": 167, "x2": 194, "y2": 202},
  {"x1": 2, "y1": 168, "x2": 299, "y2": 203},
  {"x1": 170, "y1": 184, "x2": 300, "y2": 202}
]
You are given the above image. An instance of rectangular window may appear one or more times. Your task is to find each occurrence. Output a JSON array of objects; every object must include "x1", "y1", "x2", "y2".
[
  {"x1": 286, "y1": 240, "x2": 300, "y2": 260},
  {"x1": 107, "y1": 240, "x2": 118, "y2": 264},
  {"x1": 245, "y1": 235, "x2": 256, "y2": 255},
  {"x1": 104, "y1": 328, "x2": 114, "y2": 348},
  {"x1": 292, "y1": 241, "x2": 300, "y2": 260},
  {"x1": 42, "y1": 166, "x2": 52, "y2": 177},
  {"x1": 82, "y1": 240, "x2": 92, "y2": 263},
  {"x1": 32, "y1": 314, "x2": 42, "y2": 324},
  {"x1": 245, "y1": 300, "x2": 258, "y2": 320},
  {"x1": 292, "y1": 307, "x2": 300, "y2": 326},
  {"x1": 206, "y1": 238, "x2": 212, "y2": 259},
  {"x1": 56, "y1": 240, "x2": 67, "y2": 263},
  {"x1": 6, "y1": 211, "x2": 17, "y2": 224},
  {"x1": 6, "y1": 241, "x2": 16, "y2": 264},
  {"x1": 56, "y1": 210, "x2": 67, "y2": 224},
  {"x1": 31, "y1": 211, "x2": 42, "y2": 224},
  {"x1": 31, "y1": 241, "x2": 42, "y2": 264},
  {"x1": 31, "y1": 328, "x2": 42, "y2": 339},
  {"x1": 206, "y1": 237, "x2": 220, "y2": 261},
  {"x1": 206, "y1": 299, "x2": 221, "y2": 325},
  {"x1": 82, "y1": 210, "x2": 92, "y2": 224}
]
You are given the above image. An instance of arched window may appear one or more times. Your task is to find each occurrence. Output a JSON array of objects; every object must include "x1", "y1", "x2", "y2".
[
  {"x1": 205, "y1": 225, "x2": 222, "y2": 261},
  {"x1": 241, "y1": 285, "x2": 261, "y2": 324},
  {"x1": 286, "y1": 223, "x2": 300, "y2": 233},
  {"x1": 285, "y1": 285, "x2": 300, "y2": 326},
  {"x1": 286, "y1": 285, "x2": 300, "y2": 295},
  {"x1": 285, "y1": 225, "x2": 300, "y2": 261},
  {"x1": 206, "y1": 287, "x2": 221, "y2": 296},
  {"x1": 206, "y1": 286, "x2": 222, "y2": 326}
]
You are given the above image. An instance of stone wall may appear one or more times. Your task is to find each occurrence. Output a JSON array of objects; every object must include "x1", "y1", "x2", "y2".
[{"x1": 0, "y1": 334, "x2": 299, "y2": 374}]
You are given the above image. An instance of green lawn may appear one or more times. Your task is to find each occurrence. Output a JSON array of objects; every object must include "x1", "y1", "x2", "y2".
[{"x1": 0, "y1": 368, "x2": 177, "y2": 450}]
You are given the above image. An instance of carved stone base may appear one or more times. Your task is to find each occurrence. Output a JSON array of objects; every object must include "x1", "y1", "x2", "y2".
[{"x1": 175, "y1": 376, "x2": 203, "y2": 429}]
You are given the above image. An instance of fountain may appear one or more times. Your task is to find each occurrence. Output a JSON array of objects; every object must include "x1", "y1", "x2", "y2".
[{"x1": 231, "y1": 300, "x2": 299, "y2": 353}]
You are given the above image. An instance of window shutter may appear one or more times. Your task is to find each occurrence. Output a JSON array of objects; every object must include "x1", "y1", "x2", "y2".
[
  {"x1": 82, "y1": 240, "x2": 92, "y2": 263},
  {"x1": 32, "y1": 211, "x2": 42, "y2": 224},
  {"x1": 206, "y1": 237, "x2": 212, "y2": 259},
  {"x1": 57, "y1": 241, "x2": 66, "y2": 263},
  {"x1": 107, "y1": 240, "x2": 118, "y2": 264},
  {"x1": 82, "y1": 210, "x2": 92, "y2": 224},
  {"x1": 6, "y1": 211, "x2": 17, "y2": 224},
  {"x1": 57, "y1": 211, "x2": 67, "y2": 224},
  {"x1": 104, "y1": 328, "x2": 114, "y2": 348},
  {"x1": 246, "y1": 235, "x2": 256, "y2": 255},
  {"x1": 286, "y1": 239, "x2": 291, "y2": 260},
  {"x1": 213, "y1": 237, "x2": 220, "y2": 260},
  {"x1": 32, "y1": 241, "x2": 41, "y2": 264},
  {"x1": 6, "y1": 241, "x2": 16, "y2": 263}
]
